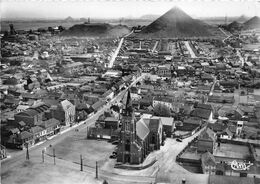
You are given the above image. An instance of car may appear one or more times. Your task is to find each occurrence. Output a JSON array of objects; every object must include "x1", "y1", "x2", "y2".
[
  {"x1": 112, "y1": 140, "x2": 119, "y2": 145},
  {"x1": 109, "y1": 154, "x2": 117, "y2": 159},
  {"x1": 176, "y1": 138, "x2": 183, "y2": 142}
]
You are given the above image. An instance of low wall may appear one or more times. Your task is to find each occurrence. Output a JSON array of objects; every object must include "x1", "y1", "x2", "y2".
[
  {"x1": 176, "y1": 157, "x2": 201, "y2": 164},
  {"x1": 115, "y1": 158, "x2": 157, "y2": 170}
]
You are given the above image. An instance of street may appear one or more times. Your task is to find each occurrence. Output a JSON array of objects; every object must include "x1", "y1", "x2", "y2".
[{"x1": 184, "y1": 41, "x2": 197, "y2": 58}]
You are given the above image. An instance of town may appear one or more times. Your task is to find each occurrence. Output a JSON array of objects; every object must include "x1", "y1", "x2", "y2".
[{"x1": 1, "y1": 3, "x2": 260, "y2": 184}]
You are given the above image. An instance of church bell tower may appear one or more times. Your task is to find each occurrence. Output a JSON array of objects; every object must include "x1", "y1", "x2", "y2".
[{"x1": 120, "y1": 90, "x2": 136, "y2": 163}]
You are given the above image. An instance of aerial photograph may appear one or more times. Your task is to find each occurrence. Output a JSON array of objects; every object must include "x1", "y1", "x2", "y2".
[{"x1": 0, "y1": 0, "x2": 260, "y2": 184}]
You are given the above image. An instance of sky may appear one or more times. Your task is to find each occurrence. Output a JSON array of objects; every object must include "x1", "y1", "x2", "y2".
[{"x1": 1, "y1": 0, "x2": 260, "y2": 20}]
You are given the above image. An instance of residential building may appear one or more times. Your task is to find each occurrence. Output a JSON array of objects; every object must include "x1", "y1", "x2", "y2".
[
  {"x1": 62, "y1": 62, "x2": 85, "y2": 75},
  {"x1": 52, "y1": 100, "x2": 75, "y2": 126},
  {"x1": 191, "y1": 104, "x2": 213, "y2": 122},
  {"x1": 156, "y1": 65, "x2": 171, "y2": 77},
  {"x1": 153, "y1": 96, "x2": 173, "y2": 110},
  {"x1": 201, "y1": 151, "x2": 216, "y2": 174},
  {"x1": 0, "y1": 145, "x2": 7, "y2": 160},
  {"x1": 197, "y1": 128, "x2": 216, "y2": 153},
  {"x1": 14, "y1": 102, "x2": 50, "y2": 126}
]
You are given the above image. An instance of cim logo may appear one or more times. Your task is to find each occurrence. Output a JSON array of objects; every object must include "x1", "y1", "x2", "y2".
[{"x1": 229, "y1": 160, "x2": 253, "y2": 171}]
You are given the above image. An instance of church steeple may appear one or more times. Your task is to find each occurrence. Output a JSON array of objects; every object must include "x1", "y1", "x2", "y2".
[{"x1": 123, "y1": 90, "x2": 133, "y2": 116}]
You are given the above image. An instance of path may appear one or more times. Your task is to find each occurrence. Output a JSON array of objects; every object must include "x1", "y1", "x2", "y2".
[{"x1": 219, "y1": 27, "x2": 232, "y2": 43}]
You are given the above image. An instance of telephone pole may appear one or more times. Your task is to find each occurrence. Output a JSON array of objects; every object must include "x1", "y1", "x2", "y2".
[
  {"x1": 25, "y1": 143, "x2": 29, "y2": 160},
  {"x1": 80, "y1": 154, "x2": 83, "y2": 171},
  {"x1": 42, "y1": 150, "x2": 45, "y2": 163},
  {"x1": 96, "y1": 161, "x2": 98, "y2": 179},
  {"x1": 53, "y1": 148, "x2": 56, "y2": 165}
]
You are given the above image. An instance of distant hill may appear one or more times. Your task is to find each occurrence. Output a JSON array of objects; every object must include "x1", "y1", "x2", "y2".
[
  {"x1": 61, "y1": 23, "x2": 130, "y2": 37},
  {"x1": 237, "y1": 15, "x2": 249, "y2": 23},
  {"x1": 243, "y1": 16, "x2": 260, "y2": 30},
  {"x1": 64, "y1": 16, "x2": 74, "y2": 22},
  {"x1": 79, "y1": 18, "x2": 88, "y2": 22},
  {"x1": 140, "y1": 14, "x2": 160, "y2": 20},
  {"x1": 227, "y1": 21, "x2": 243, "y2": 32},
  {"x1": 136, "y1": 7, "x2": 212, "y2": 38}
]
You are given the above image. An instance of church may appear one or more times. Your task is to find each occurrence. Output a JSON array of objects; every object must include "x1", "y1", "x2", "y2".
[{"x1": 117, "y1": 90, "x2": 163, "y2": 164}]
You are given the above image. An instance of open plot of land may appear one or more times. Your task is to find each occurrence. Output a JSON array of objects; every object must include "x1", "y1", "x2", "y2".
[
  {"x1": 214, "y1": 143, "x2": 250, "y2": 159},
  {"x1": 45, "y1": 131, "x2": 116, "y2": 168}
]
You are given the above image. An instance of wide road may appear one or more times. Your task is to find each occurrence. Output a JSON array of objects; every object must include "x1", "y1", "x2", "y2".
[
  {"x1": 1, "y1": 73, "x2": 150, "y2": 183},
  {"x1": 108, "y1": 37, "x2": 124, "y2": 68},
  {"x1": 184, "y1": 41, "x2": 197, "y2": 58},
  {"x1": 107, "y1": 30, "x2": 134, "y2": 68}
]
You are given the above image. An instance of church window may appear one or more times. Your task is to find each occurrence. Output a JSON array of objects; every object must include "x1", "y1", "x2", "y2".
[{"x1": 125, "y1": 139, "x2": 130, "y2": 151}]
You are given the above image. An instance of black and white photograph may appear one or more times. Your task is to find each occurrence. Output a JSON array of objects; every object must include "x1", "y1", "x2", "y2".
[{"x1": 1, "y1": 0, "x2": 260, "y2": 184}]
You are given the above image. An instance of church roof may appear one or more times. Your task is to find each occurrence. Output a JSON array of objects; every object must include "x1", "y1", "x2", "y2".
[{"x1": 136, "y1": 118, "x2": 150, "y2": 141}]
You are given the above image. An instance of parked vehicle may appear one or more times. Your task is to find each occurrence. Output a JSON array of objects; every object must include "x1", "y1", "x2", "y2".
[{"x1": 176, "y1": 138, "x2": 182, "y2": 142}]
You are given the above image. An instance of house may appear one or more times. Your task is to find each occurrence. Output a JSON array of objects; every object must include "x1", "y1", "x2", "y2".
[
  {"x1": 102, "y1": 90, "x2": 114, "y2": 101},
  {"x1": 39, "y1": 118, "x2": 60, "y2": 137},
  {"x1": 142, "y1": 63, "x2": 151, "y2": 73},
  {"x1": 152, "y1": 116, "x2": 174, "y2": 137},
  {"x1": 0, "y1": 145, "x2": 7, "y2": 160},
  {"x1": 29, "y1": 126, "x2": 46, "y2": 143},
  {"x1": 117, "y1": 91, "x2": 163, "y2": 164},
  {"x1": 208, "y1": 122, "x2": 227, "y2": 134},
  {"x1": 182, "y1": 117, "x2": 203, "y2": 131},
  {"x1": 201, "y1": 151, "x2": 216, "y2": 174},
  {"x1": 153, "y1": 96, "x2": 173, "y2": 110},
  {"x1": 156, "y1": 65, "x2": 171, "y2": 78},
  {"x1": 15, "y1": 131, "x2": 34, "y2": 149},
  {"x1": 52, "y1": 100, "x2": 75, "y2": 126},
  {"x1": 201, "y1": 73, "x2": 214, "y2": 82},
  {"x1": 14, "y1": 102, "x2": 50, "y2": 126},
  {"x1": 91, "y1": 100, "x2": 106, "y2": 113},
  {"x1": 191, "y1": 104, "x2": 213, "y2": 122},
  {"x1": 62, "y1": 62, "x2": 85, "y2": 75},
  {"x1": 236, "y1": 121, "x2": 244, "y2": 137},
  {"x1": 104, "y1": 117, "x2": 119, "y2": 129},
  {"x1": 16, "y1": 104, "x2": 30, "y2": 112},
  {"x1": 197, "y1": 128, "x2": 216, "y2": 153},
  {"x1": 219, "y1": 125, "x2": 236, "y2": 140}
]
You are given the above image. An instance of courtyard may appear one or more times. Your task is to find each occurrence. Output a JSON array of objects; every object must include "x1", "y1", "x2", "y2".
[{"x1": 214, "y1": 143, "x2": 250, "y2": 159}]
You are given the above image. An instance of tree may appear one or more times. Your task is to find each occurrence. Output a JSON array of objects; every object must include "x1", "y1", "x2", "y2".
[
  {"x1": 103, "y1": 180, "x2": 108, "y2": 184},
  {"x1": 58, "y1": 25, "x2": 65, "y2": 32},
  {"x1": 153, "y1": 103, "x2": 171, "y2": 117}
]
